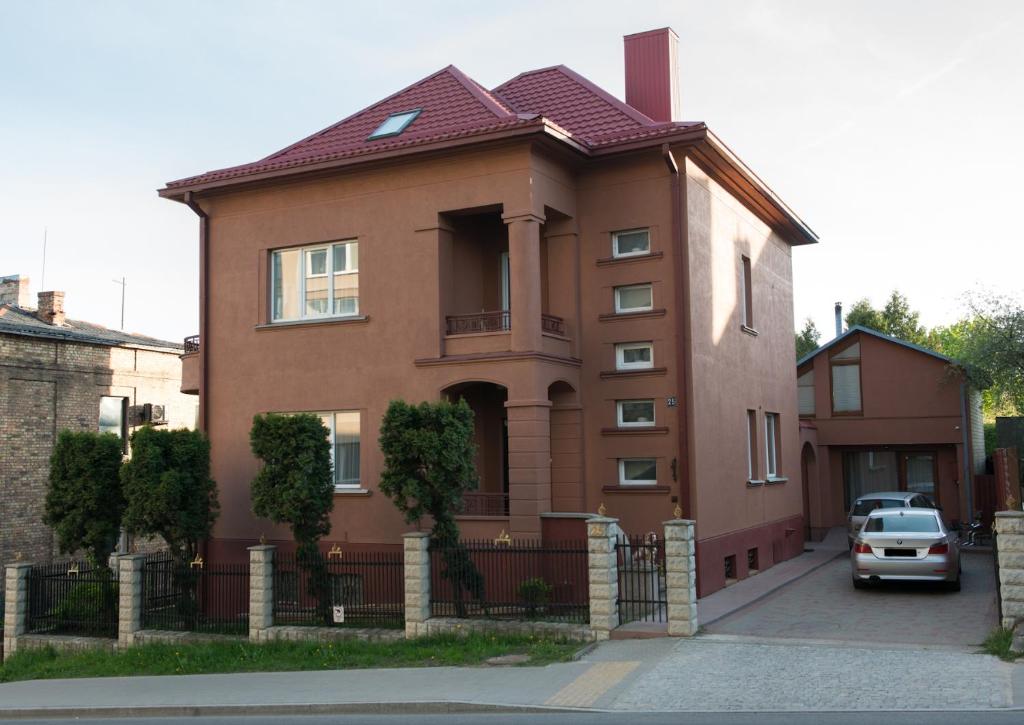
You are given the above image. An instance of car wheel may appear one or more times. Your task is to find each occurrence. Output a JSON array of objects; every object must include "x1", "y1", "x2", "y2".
[{"x1": 852, "y1": 577, "x2": 867, "y2": 590}]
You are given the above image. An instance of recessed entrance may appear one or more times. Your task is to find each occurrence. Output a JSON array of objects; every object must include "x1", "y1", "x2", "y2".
[{"x1": 442, "y1": 381, "x2": 508, "y2": 516}]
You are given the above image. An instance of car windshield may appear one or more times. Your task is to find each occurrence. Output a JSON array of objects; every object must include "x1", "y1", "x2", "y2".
[
  {"x1": 864, "y1": 515, "x2": 939, "y2": 533},
  {"x1": 852, "y1": 498, "x2": 904, "y2": 516}
]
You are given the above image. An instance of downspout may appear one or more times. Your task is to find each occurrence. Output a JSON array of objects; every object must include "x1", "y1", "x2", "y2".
[
  {"x1": 959, "y1": 380, "x2": 973, "y2": 521},
  {"x1": 663, "y1": 144, "x2": 694, "y2": 522},
  {"x1": 183, "y1": 191, "x2": 209, "y2": 434}
]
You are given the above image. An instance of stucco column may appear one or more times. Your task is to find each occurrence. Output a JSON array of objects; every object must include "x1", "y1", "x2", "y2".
[
  {"x1": 504, "y1": 212, "x2": 544, "y2": 352},
  {"x1": 117, "y1": 554, "x2": 145, "y2": 649},
  {"x1": 587, "y1": 516, "x2": 619, "y2": 640},
  {"x1": 4, "y1": 563, "x2": 31, "y2": 661},
  {"x1": 505, "y1": 399, "x2": 552, "y2": 539},
  {"x1": 248, "y1": 544, "x2": 276, "y2": 642},
  {"x1": 403, "y1": 532, "x2": 431, "y2": 638},
  {"x1": 995, "y1": 511, "x2": 1024, "y2": 634},
  {"x1": 663, "y1": 519, "x2": 698, "y2": 636},
  {"x1": 414, "y1": 217, "x2": 454, "y2": 358}
]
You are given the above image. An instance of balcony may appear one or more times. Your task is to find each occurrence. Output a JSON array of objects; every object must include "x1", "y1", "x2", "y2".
[
  {"x1": 443, "y1": 311, "x2": 568, "y2": 358},
  {"x1": 446, "y1": 311, "x2": 510, "y2": 335},
  {"x1": 180, "y1": 335, "x2": 199, "y2": 395},
  {"x1": 461, "y1": 491, "x2": 510, "y2": 517}
]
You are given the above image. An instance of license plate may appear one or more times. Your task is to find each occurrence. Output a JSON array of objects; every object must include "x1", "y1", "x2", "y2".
[{"x1": 884, "y1": 548, "x2": 916, "y2": 557}]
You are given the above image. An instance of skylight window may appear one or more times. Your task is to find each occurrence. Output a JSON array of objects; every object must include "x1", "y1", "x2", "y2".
[{"x1": 368, "y1": 109, "x2": 421, "y2": 140}]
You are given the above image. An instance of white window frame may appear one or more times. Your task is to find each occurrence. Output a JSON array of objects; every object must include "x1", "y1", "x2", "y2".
[
  {"x1": 297, "y1": 410, "x2": 362, "y2": 490},
  {"x1": 616, "y1": 399, "x2": 656, "y2": 427},
  {"x1": 614, "y1": 283, "x2": 653, "y2": 314},
  {"x1": 619, "y1": 458, "x2": 657, "y2": 486},
  {"x1": 615, "y1": 342, "x2": 654, "y2": 371},
  {"x1": 611, "y1": 228, "x2": 651, "y2": 259},
  {"x1": 271, "y1": 240, "x2": 359, "y2": 323},
  {"x1": 765, "y1": 412, "x2": 780, "y2": 479}
]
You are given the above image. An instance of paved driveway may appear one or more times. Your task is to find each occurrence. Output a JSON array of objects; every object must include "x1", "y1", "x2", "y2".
[{"x1": 706, "y1": 550, "x2": 999, "y2": 647}]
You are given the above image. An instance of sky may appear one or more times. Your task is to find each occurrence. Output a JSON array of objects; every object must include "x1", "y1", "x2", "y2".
[{"x1": 1, "y1": 0, "x2": 1021, "y2": 343}]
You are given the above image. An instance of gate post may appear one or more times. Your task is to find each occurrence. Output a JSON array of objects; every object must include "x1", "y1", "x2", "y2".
[
  {"x1": 118, "y1": 554, "x2": 146, "y2": 649},
  {"x1": 663, "y1": 518, "x2": 698, "y2": 636},
  {"x1": 3, "y1": 562, "x2": 31, "y2": 661},
  {"x1": 403, "y1": 532, "x2": 431, "y2": 638},
  {"x1": 994, "y1": 512, "x2": 1024, "y2": 643},
  {"x1": 587, "y1": 516, "x2": 619, "y2": 640},
  {"x1": 248, "y1": 545, "x2": 276, "y2": 642}
]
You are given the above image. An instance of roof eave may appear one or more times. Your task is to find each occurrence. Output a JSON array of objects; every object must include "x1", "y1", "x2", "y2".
[{"x1": 796, "y1": 325, "x2": 954, "y2": 368}]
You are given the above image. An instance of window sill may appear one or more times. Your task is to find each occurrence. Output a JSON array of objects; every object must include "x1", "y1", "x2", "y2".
[
  {"x1": 601, "y1": 426, "x2": 669, "y2": 436},
  {"x1": 598, "y1": 308, "x2": 667, "y2": 322},
  {"x1": 741, "y1": 325, "x2": 758, "y2": 337},
  {"x1": 596, "y1": 251, "x2": 664, "y2": 267},
  {"x1": 766, "y1": 476, "x2": 788, "y2": 485},
  {"x1": 599, "y1": 367, "x2": 667, "y2": 379},
  {"x1": 257, "y1": 315, "x2": 369, "y2": 331},
  {"x1": 602, "y1": 485, "x2": 671, "y2": 494},
  {"x1": 333, "y1": 488, "x2": 371, "y2": 496},
  {"x1": 746, "y1": 479, "x2": 765, "y2": 487}
]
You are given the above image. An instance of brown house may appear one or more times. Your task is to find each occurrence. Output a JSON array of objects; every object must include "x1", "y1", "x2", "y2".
[
  {"x1": 162, "y1": 29, "x2": 817, "y2": 596},
  {"x1": 798, "y1": 325, "x2": 986, "y2": 540}
]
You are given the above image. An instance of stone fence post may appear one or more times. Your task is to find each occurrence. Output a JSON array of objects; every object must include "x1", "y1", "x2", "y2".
[
  {"x1": 249, "y1": 545, "x2": 276, "y2": 642},
  {"x1": 403, "y1": 532, "x2": 431, "y2": 638},
  {"x1": 3, "y1": 563, "x2": 31, "y2": 661},
  {"x1": 663, "y1": 519, "x2": 698, "y2": 636},
  {"x1": 117, "y1": 554, "x2": 146, "y2": 649},
  {"x1": 995, "y1": 512, "x2": 1024, "y2": 639},
  {"x1": 587, "y1": 516, "x2": 619, "y2": 640}
]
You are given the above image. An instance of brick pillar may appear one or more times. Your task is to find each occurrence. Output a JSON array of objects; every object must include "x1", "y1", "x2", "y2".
[
  {"x1": 403, "y1": 532, "x2": 431, "y2": 638},
  {"x1": 3, "y1": 563, "x2": 31, "y2": 661},
  {"x1": 248, "y1": 545, "x2": 276, "y2": 642},
  {"x1": 117, "y1": 554, "x2": 145, "y2": 649},
  {"x1": 995, "y1": 511, "x2": 1024, "y2": 633},
  {"x1": 664, "y1": 518, "x2": 698, "y2": 636},
  {"x1": 587, "y1": 516, "x2": 619, "y2": 640},
  {"x1": 504, "y1": 212, "x2": 544, "y2": 352},
  {"x1": 506, "y1": 400, "x2": 552, "y2": 539}
]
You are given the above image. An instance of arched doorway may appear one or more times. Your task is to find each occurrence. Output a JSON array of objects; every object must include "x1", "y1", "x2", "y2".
[
  {"x1": 442, "y1": 381, "x2": 509, "y2": 516},
  {"x1": 801, "y1": 442, "x2": 817, "y2": 541}
]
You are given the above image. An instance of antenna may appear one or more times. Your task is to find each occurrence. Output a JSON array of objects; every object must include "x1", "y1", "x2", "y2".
[
  {"x1": 41, "y1": 227, "x2": 47, "y2": 289},
  {"x1": 112, "y1": 277, "x2": 126, "y2": 330}
]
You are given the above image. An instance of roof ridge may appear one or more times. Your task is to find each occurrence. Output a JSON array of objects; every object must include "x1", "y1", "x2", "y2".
[
  {"x1": 796, "y1": 325, "x2": 953, "y2": 368},
  {"x1": 445, "y1": 66, "x2": 515, "y2": 118}
]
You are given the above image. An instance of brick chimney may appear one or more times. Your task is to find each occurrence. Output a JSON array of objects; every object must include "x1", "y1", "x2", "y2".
[
  {"x1": 624, "y1": 28, "x2": 681, "y2": 123},
  {"x1": 0, "y1": 275, "x2": 32, "y2": 307},
  {"x1": 37, "y1": 291, "x2": 66, "y2": 326}
]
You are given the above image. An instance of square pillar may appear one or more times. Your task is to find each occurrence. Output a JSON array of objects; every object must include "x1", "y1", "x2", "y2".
[
  {"x1": 995, "y1": 512, "x2": 1024, "y2": 632},
  {"x1": 403, "y1": 532, "x2": 431, "y2": 638},
  {"x1": 505, "y1": 400, "x2": 552, "y2": 539},
  {"x1": 503, "y1": 212, "x2": 544, "y2": 352},
  {"x1": 248, "y1": 545, "x2": 276, "y2": 642},
  {"x1": 663, "y1": 519, "x2": 698, "y2": 636},
  {"x1": 4, "y1": 563, "x2": 31, "y2": 661},
  {"x1": 587, "y1": 516, "x2": 619, "y2": 640},
  {"x1": 118, "y1": 554, "x2": 146, "y2": 649},
  {"x1": 414, "y1": 218, "x2": 454, "y2": 358}
]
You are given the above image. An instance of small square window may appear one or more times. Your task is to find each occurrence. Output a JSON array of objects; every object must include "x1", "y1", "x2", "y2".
[
  {"x1": 614, "y1": 284, "x2": 653, "y2": 313},
  {"x1": 612, "y1": 229, "x2": 650, "y2": 258},
  {"x1": 619, "y1": 458, "x2": 657, "y2": 486},
  {"x1": 368, "y1": 109, "x2": 421, "y2": 140},
  {"x1": 617, "y1": 399, "x2": 655, "y2": 427},
  {"x1": 615, "y1": 342, "x2": 653, "y2": 370}
]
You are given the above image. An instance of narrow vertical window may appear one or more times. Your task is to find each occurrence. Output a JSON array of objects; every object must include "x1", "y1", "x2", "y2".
[
  {"x1": 765, "y1": 412, "x2": 780, "y2": 479},
  {"x1": 830, "y1": 341, "x2": 862, "y2": 414},
  {"x1": 741, "y1": 255, "x2": 754, "y2": 330},
  {"x1": 746, "y1": 409, "x2": 758, "y2": 481},
  {"x1": 797, "y1": 369, "x2": 815, "y2": 416},
  {"x1": 99, "y1": 396, "x2": 128, "y2": 452}
]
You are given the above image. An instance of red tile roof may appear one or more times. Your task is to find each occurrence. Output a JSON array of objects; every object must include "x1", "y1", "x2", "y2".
[{"x1": 164, "y1": 64, "x2": 700, "y2": 191}]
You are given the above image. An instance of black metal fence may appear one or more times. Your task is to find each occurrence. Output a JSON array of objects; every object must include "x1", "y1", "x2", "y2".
[
  {"x1": 141, "y1": 553, "x2": 250, "y2": 635},
  {"x1": 616, "y1": 534, "x2": 667, "y2": 625},
  {"x1": 429, "y1": 539, "x2": 589, "y2": 623},
  {"x1": 273, "y1": 551, "x2": 404, "y2": 628},
  {"x1": 27, "y1": 560, "x2": 118, "y2": 638}
]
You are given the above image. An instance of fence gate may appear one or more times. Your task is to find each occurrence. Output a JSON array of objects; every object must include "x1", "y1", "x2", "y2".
[{"x1": 616, "y1": 534, "x2": 667, "y2": 625}]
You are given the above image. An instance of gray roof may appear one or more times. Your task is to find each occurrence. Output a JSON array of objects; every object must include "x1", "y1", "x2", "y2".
[
  {"x1": 796, "y1": 325, "x2": 952, "y2": 368},
  {"x1": 0, "y1": 304, "x2": 182, "y2": 351}
]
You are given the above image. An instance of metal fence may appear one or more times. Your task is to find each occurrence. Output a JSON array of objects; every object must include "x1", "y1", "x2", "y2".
[
  {"x1": 26, "y1": 560, "x2": 118, "y2": 638},
  {"x1": 141, "y1": 553, "x2": 250, "y2": 635},
  {"x1": 273, "y1": 550, "x2": 404, "y2": 628},
  {"x1": 616, "y1": 534, "x2": 667, "y2": 625},
  {"x1": 429, "y1": 539, "x2": 589, "y2": 623}
]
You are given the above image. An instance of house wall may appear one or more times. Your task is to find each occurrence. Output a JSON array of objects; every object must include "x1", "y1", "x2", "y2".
[{"x1": 0, "y1": 334, "x2": 195, "y2": 573}]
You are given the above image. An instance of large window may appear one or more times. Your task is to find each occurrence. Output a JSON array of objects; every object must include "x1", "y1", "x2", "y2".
[
  {"x1": 615, "y1": 342, "x2": 653, "y2": 371},
  {"x1": 99, "y1": 396, "x2": 128, "y2": 449},
  {"x1": 272, "y1": 241, "x2": 359, "y2": 322},
  {"x1": 612, "y1": 229, "x2": 650, "y2": 258},
  {"x1": 830, "y1": 341, "x2": 861, "y2": 414},
  {"x1": 797, "y1": 369, "x2": 815, "y2": 416},
  {"x1": 765, "y1": 412, "x2": 781, "y2": 479},
  {"x1": 617, "y1": 400, "x2": 655, "y2": 427},
  {"x1": 614, "y1": 284, "x2": 653, "y2": 314},
  {"x1": 302, "y1": 410, "x2": 361, "y2": 489},
  {"x1": 619, "y1": 458, "x2": 657, "y2": 486}
]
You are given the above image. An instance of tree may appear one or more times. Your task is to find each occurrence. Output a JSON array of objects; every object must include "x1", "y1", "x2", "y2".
[
  {"x1": 844, "y1": 291, "x2": 927, "y2": 346},
  {"x1": 378, "y1": 398, "x2": 483, "y2": 616},
  {"x1": 249, "y1": 413, "x2": 335, "y2": 622},
  {"x1": 44, "y1": 430, "x2": 126, "y2": 566},
  {"x1": 844, "y1": 298, "x2": 883, "y2": 332},
  {"x1": 121, "y1": 426, "x2": 219, "y2": 567},
  {"x1": 795, "y1": 318, "x2": 820, "y2": 360}
]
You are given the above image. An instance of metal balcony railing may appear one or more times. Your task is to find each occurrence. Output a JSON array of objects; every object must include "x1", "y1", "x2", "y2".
[{"x1": 183, "y1": 335, "x2": 200, "y2": 354}]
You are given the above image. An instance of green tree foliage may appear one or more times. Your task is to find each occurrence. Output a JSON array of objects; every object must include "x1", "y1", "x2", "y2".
[
  {"x1": 122, "y1": 427, "x2": 219, "y2": 566},
  {"x1": 844, "y1": 298, "x2": 884, "y2": 332},
  {"x1": 44, "y1": 431, "x2": 126, "y2": 566},
  {"x1": 249, "y1": 413, "x2": 335, "y2": 622},
  {"x1": 794, "y1": 318, "x2": 821, "y2": 360},
  {"x1": 378, "y1": 399, "x2": 483, "y2": 615},
  {"x1": 844, "y1": 291, "x2": 926, "y2": 345}
]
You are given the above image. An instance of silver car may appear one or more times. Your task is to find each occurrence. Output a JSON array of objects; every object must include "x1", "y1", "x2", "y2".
[
  {"x1": 851, "y1": 508, "x2": 961, "y2": 591},
  {"x1": 847, "y1": 491, "x2": 938, "y2": 547}
]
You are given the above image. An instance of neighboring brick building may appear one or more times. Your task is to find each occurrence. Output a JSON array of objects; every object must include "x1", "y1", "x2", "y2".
[{"x1": 0, "y1": 274, "x2": 197, "y2": 575}]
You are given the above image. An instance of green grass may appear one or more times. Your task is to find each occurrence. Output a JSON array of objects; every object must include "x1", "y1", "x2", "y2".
[
  {"x1": 0, "y1": 633, "x2": 581, "y2": 683},
  {"x1": 981, "y1": 627, "x2": 1022, "y2": 662}
]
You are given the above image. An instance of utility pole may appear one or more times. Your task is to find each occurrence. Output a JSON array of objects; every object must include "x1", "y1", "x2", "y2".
[{"x1": 112, "y1": 277, "x2": 126, "y2": 330}]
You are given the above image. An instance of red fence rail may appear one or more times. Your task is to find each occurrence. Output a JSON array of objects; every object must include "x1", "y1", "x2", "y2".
[{"x1": 445, "y1": 311, "x2": 510, "y2": 335}]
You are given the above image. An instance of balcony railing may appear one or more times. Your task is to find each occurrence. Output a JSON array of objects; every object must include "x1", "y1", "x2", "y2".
[
  {"x1": 461, "y1": 491, "x2": 510, "y2": 517},
  {"x1": 183, "y1": 335, "x2": 200, "y2": 354},
  {"x1": 541, "y1": 314, "x2": 566, "y2": 336},
  {"x1": 446, "y1": 311, "x2": 510, "y2": 336}
]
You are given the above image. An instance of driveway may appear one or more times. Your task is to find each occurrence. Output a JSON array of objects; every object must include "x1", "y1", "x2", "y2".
[{"x1": 705, "y1": 549, "x2": 999, "y2": 647}]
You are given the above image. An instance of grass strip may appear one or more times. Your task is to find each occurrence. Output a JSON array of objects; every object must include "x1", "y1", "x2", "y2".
[
  {"x1": 0, "y1": 633, "x2": 580, "y2": 683},
  {"x1": 981, "y1": 627, "x2": 1021, "y2": 662}
]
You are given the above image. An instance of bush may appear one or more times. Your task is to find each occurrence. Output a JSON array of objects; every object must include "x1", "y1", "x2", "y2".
[{"x1": 519, "y1": 577, "x2": 553, "y2": 616}]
